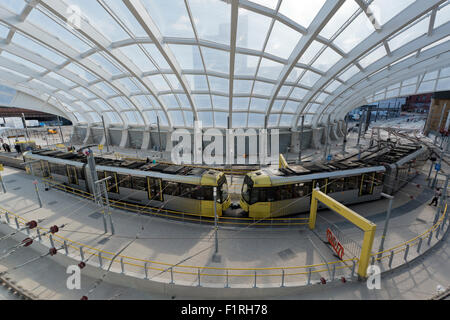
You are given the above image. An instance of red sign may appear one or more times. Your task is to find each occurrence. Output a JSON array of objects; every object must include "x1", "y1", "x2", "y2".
[{"x1": 326, "y1": 228, "x2": 344, "y2": 260}]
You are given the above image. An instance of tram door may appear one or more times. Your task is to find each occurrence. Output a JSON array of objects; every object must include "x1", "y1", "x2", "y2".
[
  {"x1": 105, "y1": 172, "x2": 119, "y2": 194},
  {"x1": 66, "y1": 165, "x2": 78, "y2": 185},
  {"x1": 359, "y1": 173, "x2": 375, "y2": 196},
  {"x1": 41, "y1": 161, "x2": 51, "y2": 178},
  {"x1": 147, "y1": 177, "x2": 163, "y2": 202}
]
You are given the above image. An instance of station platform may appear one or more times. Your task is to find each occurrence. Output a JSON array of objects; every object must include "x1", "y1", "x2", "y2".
[{"x1": 0, "y1": 157, "x2": 448, "y2": 298}]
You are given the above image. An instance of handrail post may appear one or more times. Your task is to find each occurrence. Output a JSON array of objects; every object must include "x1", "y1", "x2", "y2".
[
  {"x1": 49, "y1": 234, "x2": 55, "y2": 248},
  {"x1": 120, "y1": 258, "x2": 125, "y2": 274},
  {"x1": 79, "y1": 247, "x2": 84, "y2": 261},
  {"x1": 417, "y1": 238, "x2": 423, "y2": 253},
  {"x1": 98, "y1": 252, "x2": 103, "y2": 268},
  {"x1": 197, "y1": 269, "x2": 201, "y2": 287},
  {"x1": 388, "y1": 251, "x2": 394, "y2": 268},
  {"x1": 435, "y1": 224, "x2": 441, "y2": 239},
  {"x1": 170, "y1": 267, "x2": 174, "y2": 284},
  {"x1": 64, "y1": 241, "x2": 68, "y2": 255},
  {"x1": 351, "y1": 260, "x2": 356, "y2": 278},
  {"x1": 253, "y1": 271, "x2": 257, "y2": 288},
  {"x1": 37, "y1": 228, "x2": 42, "y2": 241},
  {"x1": 14, "y1": 217, "x2": 19, "y2": 229},
  {"x1": 428, "y1": 231, "x2": 433, "y2": 246},
  {"x1": 331, "y1": 264, "x2": 336, "y2": 281},
  {"x1": 4, "y1": 212, "x2": 9, "y2": 224},
  {"x1": 403, "y1": 244, "x2": 410, "y2": 261},
  {"x1": 144, "y1": 263, "x2": 148, "y2": 279},
  {"x1": 307, "y1": 268, "x2": 312, "y2": 285},
  {"x1": 225, "y1": 270, "x2": 229, "y2": 288},
  {"x1": 281, "y1": 269, "x2": 285, "y2": 287}
]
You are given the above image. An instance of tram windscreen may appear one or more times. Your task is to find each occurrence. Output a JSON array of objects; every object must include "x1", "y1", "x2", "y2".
[
  {"x1": 219, "y1": 180, "x2": 228, "y2": 203},
  {"x1": 242, "y1": 176, "x2": 253, "y2": 203}
]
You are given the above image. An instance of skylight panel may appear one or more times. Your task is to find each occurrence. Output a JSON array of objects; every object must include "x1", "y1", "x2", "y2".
[
  {"x1": 249, "y1": 98, "x2": 269, "y2": 112},
  {"x1": 359, "y1": 45, "x2": 387, "y2": 69},
  {"x1": 45, "y1": 72, "x2": 76, "y2": 87},
  {"x1": 148, "y1": 74, "x2": 171, "y2": 91},
  {"x1": 27, "y1": 9, "x2": 91, "y2": 52},
  {"x1": 214, "y1": 112, "x2": 228, "y2": 128},
  {"x1": 258, "y1": 58, "x2": 284, "y2": 79},
  {"x1": 265, "y1": 21, "x2": 302, "y2": 59},
  {"x1": 236, "y1": 8, "x2": 272, "y2": 52},
  {"x1": 142, "y1": 0, "x2": 194, "y2": 38},
  {"x1": 233, "y1": 113, "x2": 248, "y2": 128},
  {"x1": 12, "y1": 33, "x2": 66, "y2": 65},
  {"x1": 298, "y1": 41, "x2": 325, "y2": 65},
  {"x1": 234, "y1": 54, "x2": 259, "y2": 76},
  {"x1": 198, "y1": 111, "x2": 214, "y2": 127},
  {"x1": 268, "y1": 114, "x2": 280, "y2": 127},
  {"x1": 185, "y1": 74, "x2": 209, "y2": 90},
  {"x1": 319, "y1": 0, "x2": 360, "y2": 39},
  {"x1": 94, "y1": 82, "x2": 117, "y2": 96},
  {"x1": 160, "y1": 95, "x2": 180, "y2": 108},
  {"x1": 142, "y1": 44, "x2": 171, "y2": 70},
  {"x1": 369, "y1": 0, "x2": 415, "y2": 26},
  {"x1": 165, "y1": 74, "x2": 183, "y2": 90},
  {"x1": 212, "y1": 95, "x2": 229, "y2": 110},
  {"x1": 103, "y1": 0, "x2": 147, "y2": 37},
  {"x1": 248, "y1": 0, "x2": 278, "y2": 10},
  {"x1": 64, "y1": 0, "x2": 129, "y2": 42},
  {"x1": 169, "y1": 111, "x2": 185, "y2": 127},
  {"x1": 1, "y1": 0, "x2": 26, "y2": 14},
  {"x1": 88, "y1": 53, "x2": 122, "y2": 75},
  {"x1": 0, "y1": 24, "x2": 9, "y2": 38},
  {"x1": 201, "y1": 47, "x2": 229, "y2": 74},
  {"x1": 193, "y1": 94, "x2": 212, "y2": 109},
  {"x1": 279, "y1": 0, "x2": 326, "y2": 29},
  {"x1": 283, "y1": 100, "x2": 299, "y2": 113},
  {"x1": 435, "y1": 2, "x2": 450, "y2": 28},
  {"x1": 64, "y1": 63, "x2": 97, "y2": 82},
  {"x1": 234, "y1": 80, "x2": 253, "y2": 95},
  {"x1": 189, "y1": 0, "x2": 231, "y2": 45},
  {"x1": 248, "y1": 113, "x2": 265, "y2": 127},
  {"x1": 279, "y1": 114, "x2": 293, "y2": 127},
  {"x1": 169, "y1": 45, "x2": 203, "y2": 70},
  {"x1": 1, "y1": 51, "x2": 46, "y2": 73},
  {"x1": 388, "y1": 17, "x2": 429, "y2": 52},
  {"x1": 333, "y1": 12, "x2": 374, "y2": 53},
  {"x1": 290, "y1": 87, "x2": 308, "y2": 100},
  {"x1": 117, "y1": 45, "x2": 157, "y2": 73},
  {"x1": 208, "y1": 76, "x2": 228, "y2": 93},
  {"x1": 339, "y1": 65, "x2": 359, "y2": 82},
  {"x1": 311, "y1": 47, "x2": 342, "y2": 72},
  {"x1": 232, "y1": 97, "x2": 250, "y2": 110},
  {"x1": 299, "y1": 71, "x2": 321, "y2": 88},
  {"x1": 253, "y1": 81, "x2": 274, "y2": 96}
]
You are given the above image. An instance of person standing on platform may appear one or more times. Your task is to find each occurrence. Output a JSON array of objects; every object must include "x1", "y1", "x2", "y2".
[
  {"x1": 14, "y1": 140, "x2": 21, "y2": 154},
  {"x1": 429, "y1": 188, "x2": 442, "y2": 207}
]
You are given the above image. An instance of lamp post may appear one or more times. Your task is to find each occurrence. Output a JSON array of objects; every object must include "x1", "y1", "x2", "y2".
[
  {"x1": 377, "y1": 193, "x2": 394, "y2": 259},
  {"x1": 212, "y1": 187, "x2": 221, "y2": 263}
]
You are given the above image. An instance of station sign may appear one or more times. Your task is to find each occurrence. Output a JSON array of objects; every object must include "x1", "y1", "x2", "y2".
[
  {"x1": 435, "y1": 163, "x2": 441, "y2": 171},
  {"x1": 326, "y1": 228, "x2": 344, "y2": 260}
]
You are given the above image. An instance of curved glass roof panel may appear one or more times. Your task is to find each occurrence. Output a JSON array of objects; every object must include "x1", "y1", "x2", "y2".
[{"x1": 0, "y1": 0, "x2": 447, "y2": 130}]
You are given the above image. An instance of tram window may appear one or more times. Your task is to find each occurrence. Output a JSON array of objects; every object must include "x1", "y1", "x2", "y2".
[
  {"x1": 266, "y1": 188, "x2": 276, "y2": 202},
  {"x1": 76, "y1": 168, "x2": 85, "y2": 180},
  {"x1": 105, "y1": 172, "x2": 119, "y2": 193},
  {"x1": 118, "y1": 174, "x2": 132, "y2": 189},
  {"x1": 97, "y1": 171, "x2": 105, "y2": 180},
  {"x1": 194, "y1": 186, "x2": 213, "y2": 201},
  {"x1": 41, "y1": 161, "x2": 51, "y2": 177},
  {"x1": 280, "y1": 185, "x2": 293, "y2": 200},
  {"x1": 250, "y1": 188, "x2": 259, "y2": 204},
  {"x1": 242, "y1": 177, "x2": 252, "y2": 203},
  {"x1": 50, "y1": 163, "x2": 66, "y2": 176},
  {"x1": 374, "y1": 172, "x2": 384, "y2": 186},
  {"x1": 180, "y1": 184, "x2": 196, "y2": 199},
  {"x1": 132, "y1": 176, "x2": 147, "y2": 191},
  {"x1": 219, "y1": 182, "x2": 228, "y2": 203},
  {"x1": 164, "y1": 181, "x2": 180, "y2": 196},
  {"x1": 359, "y1": 174, "x2": 374, "y2": 196},
  {"x1": 329, "y1": 178, "x2": 345, "y2": 193},
  {"x1": 148, "y1": 178, "x2": 162, "y2": 201},
  {"x1": 344, "y1": 176, "x2": 358, "y2": 191}
]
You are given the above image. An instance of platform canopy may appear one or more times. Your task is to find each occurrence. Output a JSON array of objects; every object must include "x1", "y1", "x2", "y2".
[{"x1": 0, "y1": 0, "x2": 449, "y2": 130}]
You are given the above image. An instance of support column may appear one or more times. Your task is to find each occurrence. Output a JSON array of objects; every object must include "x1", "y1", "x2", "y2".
[
  {"x1": 330, "y1": 123, "x2": 339, "y2": 141},
  {"x1": 82, "y1": 126, "x2": 93, "y2": 145},
  {"x1": 119, "y1": 129, "x2": 129, "y2": 149},
  {"x1": 310, "y1": 127, "x2": 324, "y2": 150},
  {"x1": 141, "y1": 128, "x2": 151, "y2": 150}
]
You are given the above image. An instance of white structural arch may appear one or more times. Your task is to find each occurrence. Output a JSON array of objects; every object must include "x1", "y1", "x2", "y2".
[{"x1": 0, "y1": 0, "x2": 448, "y2": 131}]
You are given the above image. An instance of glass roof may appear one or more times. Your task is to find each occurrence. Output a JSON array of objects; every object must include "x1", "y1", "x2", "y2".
[{"x1": 0, "y1": 0, "x2": 448, "y2": 129}]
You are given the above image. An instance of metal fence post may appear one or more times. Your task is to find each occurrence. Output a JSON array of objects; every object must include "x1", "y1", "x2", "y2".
[
  {"x1": 417, "y1": 238, "x2": 423, "y2": 253},
  {"x1": 404, "y1": 244, "x2": 410, "y2": 261},
  {"x1": 64, "y1": 241, "x2": 68, "y2": 255},
  {"x1": 79, "y1": 247, "x2": 84, "y2": 261},
  {"x1": 253, "y1": 271, "x2": 257, "y2": 288},
  {"x1": 331, "y1": 264, "x2": 336, "y2": 281},
  {"x1": 351, "y1": 260, "x2": 356, "y2": 278},
  {"x1": 225, "y1": 270, "x2": 229, "y2": 288},
  {"x1": 144, "y1": 263, "x2": 148, "y2": 279},
  {"x1": 170, "y1": 267, "x2": 174, "y2": 284},
  {"x1": 120, "y1": 258, "x2": 125, "y2": 274},
  {"x1": 428, "y1": 231, "x2": 433, "y2": 246},
  {"x1": 98, "y1": 252, "x2": 103, "y2": 268},
  {"x1": 37, "y1": 228, "x2": 42, "y2": 241},
  {"x1": 307, "y1": 268, "x2": 312, "y2": 285},
  {"x1": 197, "y1": 269, "x2": 201, "y2": 287},
  {"x1": 49, "y1": 234, "x2": 55, "y2": 248},
  {"x1": 281, "y1": 269, "x2": 285, "y2": 287},
  {"x1": 388, "y1": 251, "x2": 394, "y2": 268},
  {"x1": 14, "y1": 217, "x2": 19, "y2": 229},
  {"x1": 4, "y1": 212, "x2": 9, "y2": 224}
]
